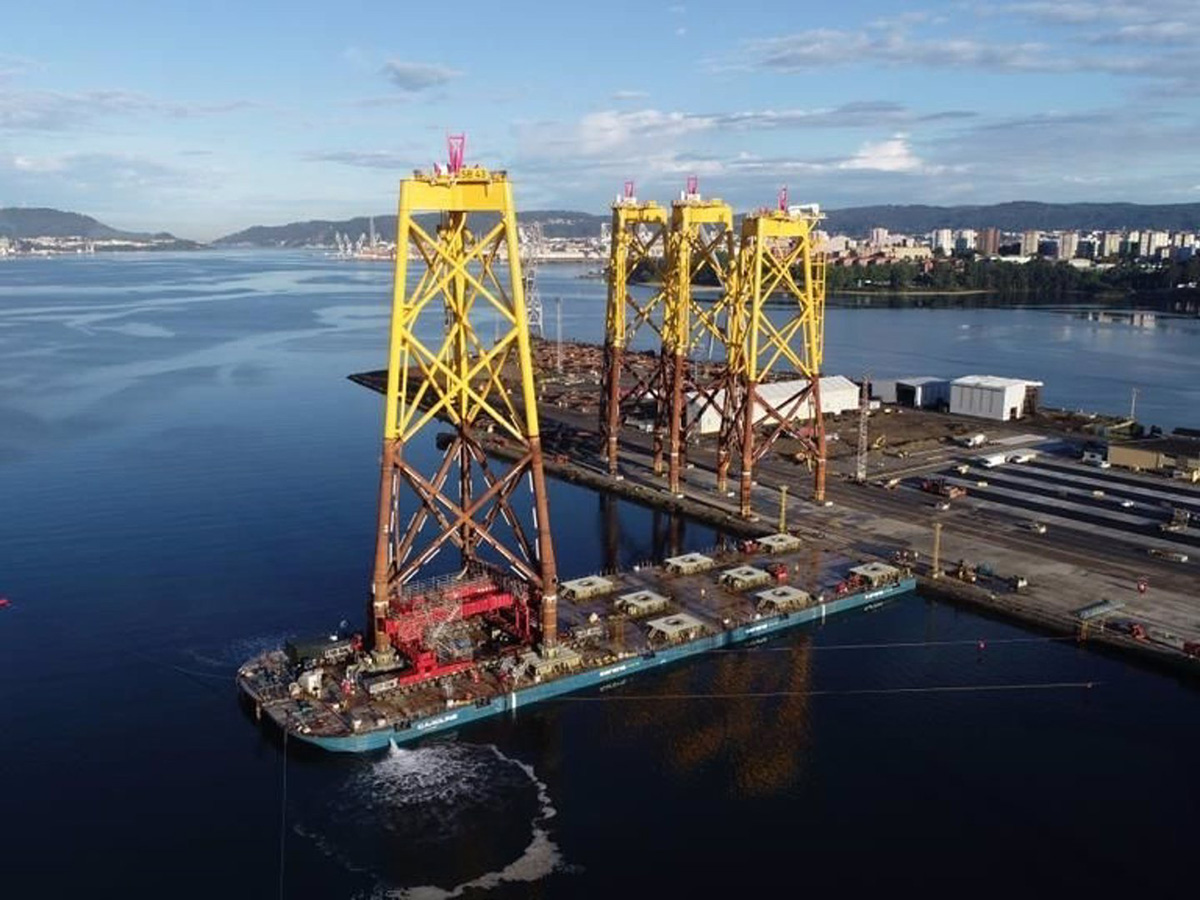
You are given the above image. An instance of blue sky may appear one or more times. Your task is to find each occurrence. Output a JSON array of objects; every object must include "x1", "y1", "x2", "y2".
[{"x1": 2, "y1": 0, "x2": 1198, "y2": 239}]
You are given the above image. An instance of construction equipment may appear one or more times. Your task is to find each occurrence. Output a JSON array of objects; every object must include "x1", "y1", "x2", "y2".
[
  {"x1": 519, "y1": 221, "x2": 545, "y2": 338},
  {"x1": 954, "y1": 560, "x2": 977, "y2": 583},
  {"x1": 1160, "y1": 507, "x2": 1191, "y2": 533},
  {"x1": 921, "y1": 478, "x2": 966, "y2": 499}
]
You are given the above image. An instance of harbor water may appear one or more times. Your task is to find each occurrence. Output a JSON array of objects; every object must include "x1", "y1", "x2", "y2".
[{"x1": 0, "y1": 251, "x2": 1197, "y2": 897}]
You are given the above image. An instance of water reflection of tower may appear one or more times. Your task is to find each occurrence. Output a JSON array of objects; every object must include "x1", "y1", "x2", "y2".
[
  {"x1": 604, "y1": 620, "x2": 815, "y2": 796},
  {"x1": 651, "y1": 509, "x2": 684, "y2": 561}
]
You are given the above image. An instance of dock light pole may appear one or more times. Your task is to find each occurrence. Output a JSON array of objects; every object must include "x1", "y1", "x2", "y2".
[
  {"x1": 931, "y1": 522, "x2": 943, "y2": 579},
  {"x1": 556, "y1": 296, "x2": 563, "y2": 374},
  {"x1": 778, "y1": 484, "x2": 789, "y2": 533}
]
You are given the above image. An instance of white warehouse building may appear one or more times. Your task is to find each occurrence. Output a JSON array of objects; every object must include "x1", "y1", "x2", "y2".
[
  {"x1": 949, "y1": 375, "x2": 1043, "y2": 421},
  {"x1": 687, "y1": 376, "x2": 860, "y2": 435}
]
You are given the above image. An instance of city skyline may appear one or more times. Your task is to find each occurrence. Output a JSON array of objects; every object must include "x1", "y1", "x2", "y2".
[{"x1": 3, "y1": 0, "x2": 1200, "y2": 240}]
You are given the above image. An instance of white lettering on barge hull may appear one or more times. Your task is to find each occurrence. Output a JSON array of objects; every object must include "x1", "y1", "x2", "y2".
[
  {"x1": 416, "y1": 712, "x2": 460, "y2": 731},
  {"x1": 598, "y1": 664, "x2": 630, "y2": 678}
]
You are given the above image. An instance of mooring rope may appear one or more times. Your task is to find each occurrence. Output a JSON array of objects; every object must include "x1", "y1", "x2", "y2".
[
  {"x1": 278, "y1": 727, "x2": 289, "y2": 900},
  {"x1": 711, "y1": 636, "x2": 1077, "y2": 653},
  {"x1": 555, "y1": 681, "x2": 1099, "y2": 702}
]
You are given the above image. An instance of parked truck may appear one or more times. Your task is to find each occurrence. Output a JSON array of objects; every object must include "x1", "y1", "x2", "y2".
[
  {"x1": 957, "y1": 433, "x2": 987, "y2": 448},
  {"x1": 921, "y1": 478, "x2": 967, "y2": 499}
]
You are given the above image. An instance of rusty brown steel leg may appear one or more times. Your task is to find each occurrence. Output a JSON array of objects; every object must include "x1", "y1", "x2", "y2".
[
  {"x1": 739, "y1": 381, "x2": 757, "y2": 518},
  {"x1": 459, "y1": 436, "x2": 474, "y2": 563},
  {"x1": 370, "y1": 438, "x2": 398, "y2": 651},
  {"x1": 652, "y1": 348, "x2": 669, "y2": 476},
  {"x1": 668, "y1": 350, "x2": 685, "y2": 494},
  {"x1": 812, "y1": 376, "x2": 827, "y2": 503},
  {"x1": 602, "y1": 341, "x2": 624, "y2": 476},
  {"x1": 528, "y1": 435, "x2": 558, "y2": 649}
]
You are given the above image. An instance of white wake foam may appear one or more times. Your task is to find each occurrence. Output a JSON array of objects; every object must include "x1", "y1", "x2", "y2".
[{"x1": 380, "y1": 743, "x2": 566, "y2": 899}]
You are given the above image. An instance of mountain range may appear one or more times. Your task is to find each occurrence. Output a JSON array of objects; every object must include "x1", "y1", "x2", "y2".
[
  {"x1": 215, "y1": 201, "x2": 1200, "y2": 246},
  {"x1": 6, "y1": 203, "x2": 1200, "y2": 248},
  {"x1": 212, "y1": 210, "x2": 606, "y2": 246},
  {"x1": 0, "y1": 207, "x2": 192, "y2": 244}
]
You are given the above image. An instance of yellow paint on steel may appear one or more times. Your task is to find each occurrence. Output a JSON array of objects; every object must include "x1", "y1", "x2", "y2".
[
  {"x1": 604, "y1": 200, "x2": 668, "y2": 349},
  {"x1": 732, "y1": 208, "x2": 824, "y2": 383},
  {"x1": 663, "y1": 197, "x2": 736, "y2": 357},
  {"x1": 387, "y1": 169, "x2": 543, "y2": 445}
]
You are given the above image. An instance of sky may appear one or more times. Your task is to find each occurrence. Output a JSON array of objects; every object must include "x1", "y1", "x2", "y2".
[{"x1": 2, "y1": 0, "x2": 1199, "y2": 240}]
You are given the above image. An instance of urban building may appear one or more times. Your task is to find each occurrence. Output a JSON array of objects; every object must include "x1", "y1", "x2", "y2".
[
  {"x1": 955, "y1": 229, "x2": 977, "y2": 252},
  {"x1": 1020, "y1": 230, "x2": 1040, "y2": 256},
  {"x1": 1100, "y1": 232, "x2": 1122, "y2": 258},
  {"x1": 931, "y1": 228, "x2": 954, "y2": 255},
  {"x1": 977, "y1": 227, "x2": 1000, "y2": 256},
  {"x1": 1057, "y1": 232, "x2": 1079, "y2": 260},
  {"x1": 1143, "y1": 230, "x2": 1170, "y2": 258}
]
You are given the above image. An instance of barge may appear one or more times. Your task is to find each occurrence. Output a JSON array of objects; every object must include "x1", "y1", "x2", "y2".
[{"x1": 239, "y1": 552, "x2": 915, "y2": 753}]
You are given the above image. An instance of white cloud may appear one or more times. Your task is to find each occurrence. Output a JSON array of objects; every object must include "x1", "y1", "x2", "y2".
[
  {"x1": 381, "y1": 60, "x2": 461, "y2": 92},
  {"x1": 0, "y1": 87, "x2": 257, "y2": 131},
  {"x1": 11, "y1": 154, "x2": 65, "y2": 173},
  {"x1": 741, "y1": 15, "x2": 1200, "y2": 80},
  {"x1": 1, "y1": 151, "x2": 188, "y2": 188},
  {"x1": 1088, "y1": 21, "x2": 1200, "y2": 45},
  {"x1": 612, "y1": 90, "x2": 649, "y2": 100},
  {"x1": 575, "y1": 109, "x2": 710, "y2": 154},
  {"x1": 305, "y1": 149, "x2": 411, "y2": 169},
  {"x1": 837, "y1": 135, "x2": 925, "y2": 173}
]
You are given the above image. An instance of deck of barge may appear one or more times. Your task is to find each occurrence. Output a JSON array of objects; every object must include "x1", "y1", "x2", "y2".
[{"x1": 239, "y1": 544, "x2": 909, "y2": 744}]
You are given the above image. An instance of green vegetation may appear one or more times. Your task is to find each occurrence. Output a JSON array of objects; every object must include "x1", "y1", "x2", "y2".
[
  {"x1": 824, "y1": 201, "x2": 1200, "y2": 234},
  {"x1": 828, "y1": 256, "x2": 1200, "y2": 298}
]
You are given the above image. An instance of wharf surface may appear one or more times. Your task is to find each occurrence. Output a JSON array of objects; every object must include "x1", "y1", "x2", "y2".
[
  {"x1": 349, "y1": 366, "x2": 1200, "y2": 676},
  {"x1": 529, "y1": 409, "x2": 1200, "y2": 677}
]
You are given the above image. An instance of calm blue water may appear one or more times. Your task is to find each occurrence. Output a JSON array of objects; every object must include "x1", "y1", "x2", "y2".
[{"x1": 0, "y1": 251, "x2": 1196, "y2": 897}]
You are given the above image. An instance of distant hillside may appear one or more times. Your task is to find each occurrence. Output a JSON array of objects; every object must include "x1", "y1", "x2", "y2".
[
  {"x1": 216, "y1": 201, "x2": 1200, "y2": 247},
  {"x1": 822, "y1": 202, "x2": 1200, "y2": 236},
  {"x1": 214, "y1": 210, "x2": 608, "y2": 247},
  {"x1": 0, "y1": 207, "x2": 189, "y2": 242}
]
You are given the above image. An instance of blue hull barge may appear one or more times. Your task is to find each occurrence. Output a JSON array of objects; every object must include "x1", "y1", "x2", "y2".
[{"x1": 239, "y1": 544, "x2": 915, "y2": 753}]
